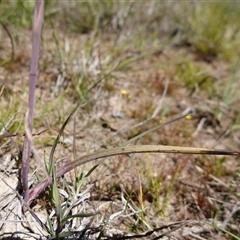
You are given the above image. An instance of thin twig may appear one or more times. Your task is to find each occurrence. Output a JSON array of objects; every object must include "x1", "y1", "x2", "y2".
[{"x1": 128, "y1": 78, "x2": 169, "y2": 131}]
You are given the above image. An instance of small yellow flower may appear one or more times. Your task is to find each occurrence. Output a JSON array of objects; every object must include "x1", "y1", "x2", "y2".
[
  {"x1": 121, "y1": 89, "x2": 128, "y2": 95},
  {"x1": 185, "y1": 114, "x2": 192, "y2": 120}
]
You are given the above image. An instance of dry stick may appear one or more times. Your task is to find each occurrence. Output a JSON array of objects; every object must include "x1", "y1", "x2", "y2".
[
  {"x1": 0, "y1": 112, "x2": 19, "y2": 135},
  {"x1": 0, "y1": 129, "x2": 47, "y2": 139},
  {"x1": 0, "y1": 21, "x2": 15, "y2": 63},
  {"x1": 27, "y1": 145, "x2": 240, "y2": 206},
  {"x1": 125, "y1": 114, "x2": 186, "y2": 146},
  {"x1": 22, "y1": 0, "x2": 44, "y2": 203},
  {"x1": 130, "y1": 78, "x2": 169, "y2": 129},
  {"x1": 222, "y1": 206, "x2": 240, "y2": 229}
]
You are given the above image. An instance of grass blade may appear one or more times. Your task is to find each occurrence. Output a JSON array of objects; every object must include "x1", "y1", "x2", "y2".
[{"x1": 28, "y1": 144, "x2": 240, "y2": 205}]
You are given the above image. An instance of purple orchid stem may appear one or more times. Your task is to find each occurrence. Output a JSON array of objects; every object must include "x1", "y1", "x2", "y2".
[{"x1": 22, "y1": 0, "x2": 44, "y2": 203}]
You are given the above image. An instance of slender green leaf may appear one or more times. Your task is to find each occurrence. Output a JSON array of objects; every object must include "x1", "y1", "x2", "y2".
[
  {"x1": 46, "y1": 214, "x2": 55, "y2": 236},
  {"x1": 84, "y1": 164, "x2": 99, "y2": 178},
  {"x1": 216, "y1": 226, "x2": 240, "y2": 240},
  {"x1": 48, "y1": 103, "x2": 80, "y2": 174}
]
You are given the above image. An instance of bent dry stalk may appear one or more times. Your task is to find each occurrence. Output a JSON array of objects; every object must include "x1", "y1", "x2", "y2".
[{"x1": 26, "y1": 145, "x2": 240, "y2": 207}]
